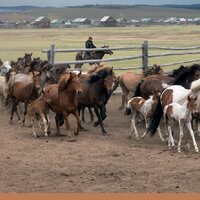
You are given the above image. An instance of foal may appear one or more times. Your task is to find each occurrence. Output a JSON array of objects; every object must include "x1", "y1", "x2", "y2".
[
  {"x1": 28, "y1": 90, "x2": 51, "y2": 138},
  {"x1": 126, "y1": 93, "x2": 164, "y2": 141},
  {"x1": 164, "y1": 96, "x2": 199, "y2": 153}
]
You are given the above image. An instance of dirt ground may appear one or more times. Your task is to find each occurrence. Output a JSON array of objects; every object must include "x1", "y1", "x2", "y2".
[{"x1": 1, "y1": 93, "x2": 200, "y2": 193}]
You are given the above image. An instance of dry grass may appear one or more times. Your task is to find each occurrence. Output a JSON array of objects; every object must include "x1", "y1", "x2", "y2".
[{"x1": 0, "y1": 25, "x2": 200, "y2": 73}]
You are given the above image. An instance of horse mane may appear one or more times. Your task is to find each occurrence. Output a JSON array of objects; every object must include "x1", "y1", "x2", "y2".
[
  {"x1": 58, "y1": 72, "x2": 72, "y2": 92},
  {"x1": 143, "y1": 64, "x2": 163, "y2": 77},
  {"x1": 88, "y1": 66, "x2": 113, "y2": 83},
  {"x1": 87, "y1": 63, "x2": 110, "y2": 75},
  {"x1": 173, "y1": 64, "x2": 200, "y2": 86}
]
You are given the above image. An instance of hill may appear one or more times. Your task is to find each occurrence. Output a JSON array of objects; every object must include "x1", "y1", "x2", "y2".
[{"x1": 0, "y1": 5, "x2": 200, "y2": 22}]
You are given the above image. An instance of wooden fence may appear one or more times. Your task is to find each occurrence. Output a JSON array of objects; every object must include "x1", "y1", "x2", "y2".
[{"x1": 42, "y1": 41, "x2": 200, "y2": 72}]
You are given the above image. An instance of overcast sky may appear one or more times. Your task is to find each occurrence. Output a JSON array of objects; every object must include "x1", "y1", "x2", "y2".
[{"x1": 0, "y1": 0, "x2": 200, "y2": 7}]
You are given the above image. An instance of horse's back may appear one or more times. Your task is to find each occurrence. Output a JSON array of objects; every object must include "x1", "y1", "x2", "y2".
[
  {"x1": 161, "y1": 85, "x2": 190, "y2": 107},
  {"x1": 119, "y1": 72, "x2": 142, "y2": 92}
]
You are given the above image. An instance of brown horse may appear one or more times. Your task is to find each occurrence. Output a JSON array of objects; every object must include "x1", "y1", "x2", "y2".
[
  {"x1": 118, "y1": 64, "x2": 164, "y2": 110},
  {"x1": 5, "y1": 71, "x2": 41, "y2": 125},
  {"x1": 75, "y1": 45, "x2": 113, "y2": 69},
  {"x1": 44, "y1": 71, "x2": 82, "y2": 142}
]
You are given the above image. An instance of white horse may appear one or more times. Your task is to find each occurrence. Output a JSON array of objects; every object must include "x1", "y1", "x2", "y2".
[
  {"x1": 0, "y1": 61, "x2": 11, "y2": 76},
  {"x1": 0, "y1": 61, "x2": 12, "y2": 109}
]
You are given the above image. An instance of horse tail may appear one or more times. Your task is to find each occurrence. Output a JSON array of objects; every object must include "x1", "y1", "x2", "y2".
[
  {"x1": 134, "y1": 80, "x2": 143, "y2": 97},
  {"x1": 147, "y1": 97, "x2": 163, "y2": 136},
  {"x1": 124, "y1": 99, "x2": 132, "y2": 115}
]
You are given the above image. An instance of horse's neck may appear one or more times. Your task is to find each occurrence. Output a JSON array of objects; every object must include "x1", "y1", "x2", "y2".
[
  {"x1": 95, "y1": 51, "x2": 104, "y2": 59},
  {"x1": 63, "y1": 83, "x2": 77, "y2": 100}
]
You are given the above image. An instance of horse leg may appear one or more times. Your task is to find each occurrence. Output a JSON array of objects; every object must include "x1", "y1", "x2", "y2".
[
  {"x1": 94, "y1": 105, "x2": 106, "y2": 127},
  {"x1": 93, "y1": 106, "x2": 106, "y2": 134},
  {"x1": 72, "y1": 110, "x2": 86, "y2": 135},
  {"x1": 63, "y1": 113, "x2": 76, "y2": 142},
  {"x1": 46, "y1": 113, "x2": 51, "y2": 134},
  {"x1": 167, "y1": 120, "x2": 175, "y2": 149},
  {"x1": 130, "y1": 112, "x2": 139, "y2": 140},
  {"x1": 32, "y1": 118, "x2": 37, "y2": 138},
  {"x1": 157, "y1": 125, "x2": 165, "y2": 142},
  {"x1": 81, "y1": 107, "x2": 85, "y2": 122},
  {"x1": 22, "y1": 103, "x2": 28, "y2": 126},
  {"x1": 177, "y1": 123, "x2": 184, "y2": 153},
  {"x1": 55, "y1": 114, "x2": 62, "y2": 135},
  {"x1": 186, "y1": 122, "x2": 199, "y2": 153},
  {"x1": 119, "y1": 82, "x2": 129, "y2": 110},
  {"x1": 41, "y1": 113, "x2": 48, "y2": 137},
  {"x1": 10, "y1": 98, "x2": 20, "y2": 124},
  {"x1": 88, "y1": 107, "x2": 94, "y2": 122}
]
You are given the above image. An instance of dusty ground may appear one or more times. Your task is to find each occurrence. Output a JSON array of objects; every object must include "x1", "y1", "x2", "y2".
[{"x1": 0, "y1": 94, "x2": 200, "y2": 193}]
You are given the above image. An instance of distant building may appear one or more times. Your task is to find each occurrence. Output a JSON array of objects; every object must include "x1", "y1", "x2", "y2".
[
  {"x1": 32, "y1": 16, "x2": 50, "y2": 28},
  {"x1": 51, "y1": 19, "x2": 64, "y2": 28},
  {"x1": 99, "y1": 16, "x2": 117, "y2": 27},
  {"x1": 72, "y1": 18, "x2": 91, "y2": 25}
]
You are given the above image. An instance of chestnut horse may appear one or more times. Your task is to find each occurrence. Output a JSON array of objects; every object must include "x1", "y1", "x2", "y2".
[
  {"x1": 118, "y1": 64, "x2": 164, "y2": 110},
  {"x1": 44, "y1": 71, "x2": 82, "y2": 142}
]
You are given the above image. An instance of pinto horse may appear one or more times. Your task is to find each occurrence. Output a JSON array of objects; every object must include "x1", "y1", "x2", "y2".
[
  {"x1": 44, "y1": 71, "x2": 82, "y2": 142},
  {"x1": 75, "y1": 45, "x2": 113, "y2": 69},
  {"x1": 163, "y1": 96, "x2": 198, "y2": 152},
  {"x1": 142, "y1": 78, "x2": 200, "y2": 147},
  {"x1": 118, "y1": 64, "x2": 164, "y2": 110},
  {"x1": 125, "y1": 93, "x2": 164, "y2": 141}
]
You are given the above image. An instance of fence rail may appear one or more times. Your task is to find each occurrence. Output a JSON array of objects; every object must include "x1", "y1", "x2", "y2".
[{"x1": 42, "y1": 41, "x2": 200, "y2": 72}]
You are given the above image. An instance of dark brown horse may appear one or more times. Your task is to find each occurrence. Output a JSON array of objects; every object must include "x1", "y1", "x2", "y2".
[
  {"x1": 134, "y1": 64, "x2": 200, "y2": 100},
  {"x1": 75, "y1": 45, "x2": 113, "y2": 69},
  {"x1": 44, "y1": 71, "x2": 82, "y2": 142},
  {"x1": 77, "y1": 66, "x2": 115, "y2": 134},
  {"x1": 5, "y1": 71, "x2": 41, "y2": 125}
]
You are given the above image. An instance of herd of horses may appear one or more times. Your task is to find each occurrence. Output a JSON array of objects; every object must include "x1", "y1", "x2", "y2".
[
  {"x1": 0, "y1": 53, "x2": 116, "y2": 142},
  {"x1": 1, "y1": 53, "x2": 200, "y2": 153}
]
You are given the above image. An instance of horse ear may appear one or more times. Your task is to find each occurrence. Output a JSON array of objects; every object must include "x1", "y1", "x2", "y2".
[{"x1": 188, "y1": 96, "x2": 191, "y2": 101}]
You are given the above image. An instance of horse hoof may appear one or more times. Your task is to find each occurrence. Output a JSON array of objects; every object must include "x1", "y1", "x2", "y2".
[
  {"x1": 80, "y1": 126, "x2": 87, "y2": 131},
  {"x1": 74, "y1": 131, "x2": 79, "y2": 136},
  {"x1": 102, "y1": 130, "x2": 107, "y2": 135},
  {"x1": 67, "y1": 138, "x2": 76, "y2": 142},
  {"x1": 93, "y1": 122, "x2": 99, "y2": 127}
]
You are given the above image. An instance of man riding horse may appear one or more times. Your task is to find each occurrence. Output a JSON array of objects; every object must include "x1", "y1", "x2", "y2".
[{"x1": 84, "y1": 36, "x2": 96, "y2": 59}]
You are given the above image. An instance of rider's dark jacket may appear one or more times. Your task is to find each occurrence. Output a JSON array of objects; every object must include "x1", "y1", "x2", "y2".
[{"x1": 85, "y1": 40, "x2": 96, "y2": 49}]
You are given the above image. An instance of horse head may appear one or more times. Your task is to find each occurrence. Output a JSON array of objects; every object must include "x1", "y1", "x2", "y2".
[
  {"x1": 22, "y1": 52, "x2": 33, "y2": 67},
  {"x1": 101, "y1": 45, "x2": 113, "y2": 55},
  {"x1": 58, "y1": 71, "x2": 82, "y2": 93}
]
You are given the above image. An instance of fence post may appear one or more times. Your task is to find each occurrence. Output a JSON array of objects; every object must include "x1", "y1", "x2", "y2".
[
  {"x1": 49, "y1": 44, "x2": 55, "y2": 65},
  {"x1": 142, "y1": 41, "x2": 148, "y2": 70},
  {"x1": 49, "y1": 44, "x2": 57, "y2": 81}
]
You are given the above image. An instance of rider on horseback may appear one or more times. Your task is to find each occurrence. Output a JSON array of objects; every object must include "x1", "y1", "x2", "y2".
[{"x1": 84, "y1": 36, "x2": 96, "y2": 58}]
